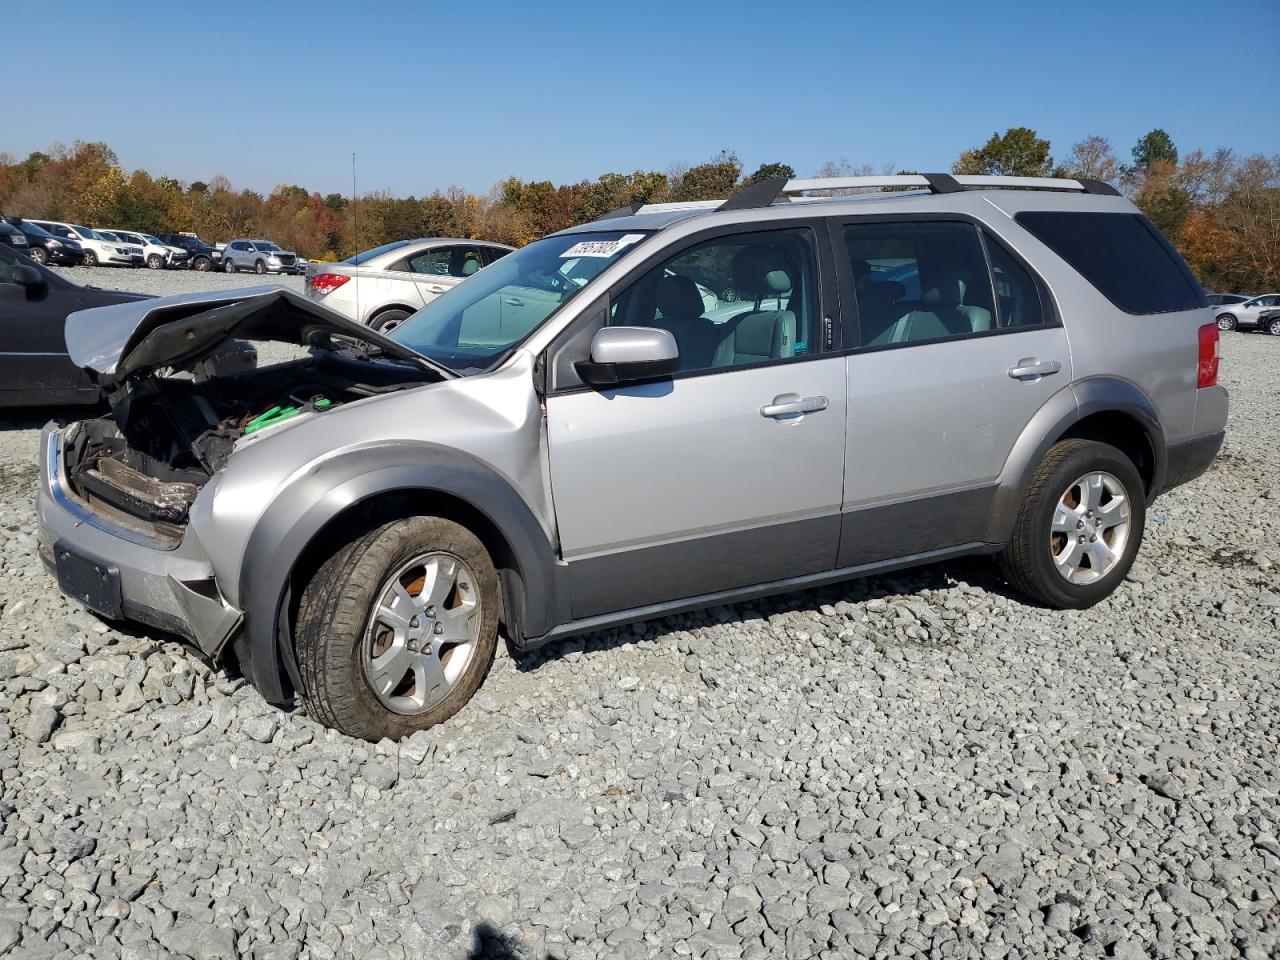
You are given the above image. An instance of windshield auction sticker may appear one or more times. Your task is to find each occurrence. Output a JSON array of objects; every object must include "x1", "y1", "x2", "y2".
[{"x1": 560, "y1": 234, "x2": 644, "y2": 258}]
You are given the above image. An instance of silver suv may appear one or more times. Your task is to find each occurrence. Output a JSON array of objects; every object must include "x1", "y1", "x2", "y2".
[
  {"x1": 38, "y1": 174, "x2": 1228, "y2": 740},
  {"x1": 222, "y1": 238, "x2": 302, "y2": 274}
]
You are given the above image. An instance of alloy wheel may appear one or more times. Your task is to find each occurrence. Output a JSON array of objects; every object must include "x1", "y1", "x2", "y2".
[
  {"x1": 362, "y1": 552, "x2": 481, "y2": 715},
  {"x1": 1216, "y1": 315, "x2": 1235, "y2": 331},
  {"x1": 1270, "y1": 318, "x2": 1280, "y2": 337},
  {"x1": 1049, "y1": 471, "x2": 1132, "y2": 585}
]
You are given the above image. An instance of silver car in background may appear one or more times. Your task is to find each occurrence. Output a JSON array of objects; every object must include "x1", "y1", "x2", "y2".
[
  {"x1": 303, "y1": 238, "x2": 513, "y2": 332},
  {"x1": 1213, "y1": 292, "x2": 1280, "y2": 331},
  {"x1": 222, "y1": 238, "x2": 303, "y2": 275}
]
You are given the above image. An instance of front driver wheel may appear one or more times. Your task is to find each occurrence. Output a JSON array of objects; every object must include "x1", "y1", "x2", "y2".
[
  {"x1": 999, "y1": 439, "x2": 1145, "y2": 609},
  {"x1": 147, "y1": 254, "x2": 164, "y2": 270},
  {"x1": 254, "y1": 259, "x2": 266, "y2": 274},
  {"x1": 1216, "y1": 314, "x2": 1236, "y2": 332},
  {"x1": 295, "y1": 516, "x2": 499, "y2": 741},
  {"x1": 28, "y1": 247, "x2": 47, "y2": 264},
  {"x1": 1269, "y1": 318, "x2": 1280, "y2": 337},
  {"x1": 83, "y1": 250, "x2": 98, "y2": 267},
  {"x1": 224, "y1": 257, "x2": 235, "y2": 273}
]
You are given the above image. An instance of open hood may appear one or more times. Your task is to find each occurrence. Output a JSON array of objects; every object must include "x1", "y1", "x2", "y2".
[{"x1": 65, "y1": 286, "x2": 453, "y2": 386}]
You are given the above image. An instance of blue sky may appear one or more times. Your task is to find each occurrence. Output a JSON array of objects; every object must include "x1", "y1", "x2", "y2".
[{"x1": 9, "y1": 0, "x2": 1279, "y2": 197}]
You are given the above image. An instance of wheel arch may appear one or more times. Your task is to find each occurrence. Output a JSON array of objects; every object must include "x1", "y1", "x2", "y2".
[
  {"x1": 987, "y1": 377, "x2": 1166, "y2": 544},
  {"x1": 230, "y1": 445, "x2": 565, "y2": 706}
]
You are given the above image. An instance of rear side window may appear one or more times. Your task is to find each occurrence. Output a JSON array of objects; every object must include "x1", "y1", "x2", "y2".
[
  {"x1": 844, "y1": 221, "x2": 996, "y2": 347},
  {"x1": 1015, "y1": 211, "x2": 1204, "y2": 314}
]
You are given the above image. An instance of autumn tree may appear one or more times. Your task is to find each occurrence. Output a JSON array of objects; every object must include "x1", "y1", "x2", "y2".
[
  {"x1": 1060, "y1": 135, "x2": 1120, "y2": 184},
  {"x1": 954, "y1": 128, "x2": 1052, "y2": 177},
  {"x1": 1131, "y1": 129, "x2": 1178, "y2": 172},
  {"x1": 742, "y1": 162, "x2": 795, "y2": 187},
  {"x1": 669, "y1": 151, "x2": 742, "y2": 201}
]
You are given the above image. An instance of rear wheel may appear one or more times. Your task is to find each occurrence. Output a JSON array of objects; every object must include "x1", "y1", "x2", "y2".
[
  {"x1": 371, "y1": 308, "x2": 411, "y2": 334},
  {"x1": 147, "y1": 254, "x2": 164, "y2": 270},
  {"x1": 1269, "y1": 318, "x2": 1280, "y2": 337},
  {"x1": 295, "y1": 516, "x2": 499, "y2": 741},
  {"x1": 83, "y1": 250, "x2": 98, "y2": 267},
  {"x1": 1216, "y1": 314, "x2": 1236, "y2": 332},
  {"x1": 999, "y1": 439, "x2": 1145, "y2": 609}
]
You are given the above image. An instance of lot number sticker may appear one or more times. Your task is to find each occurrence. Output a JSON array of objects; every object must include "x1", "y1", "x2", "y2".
[{"x1": 560, "y1": 234, "x2": 644, "y2": 258}]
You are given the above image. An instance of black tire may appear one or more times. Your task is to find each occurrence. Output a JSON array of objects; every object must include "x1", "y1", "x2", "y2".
[
  {"x1": 999, "y1": 439, "x2": 1146, "y2": 609},
  {"x1": 28, "y1": 247, "x2": 47, "y2": 265},
  {"x1": 194, "y1": 256, "x2": 211, "y2": 272},
  {"x1": 83, "y1": 250, "x2": 98, "y2": 267},
  {"x1": 370, "y1": 308, "x2": 411, "y2": 333},
  {"x1": 254, "y1": 259, "x2": 266, "y2": 275},
  {"x1": 147, "y1": 254, "x2": 164, "y2": 270},
  {"x1": 295, "y1": 516, "x2": 499, "y2": 741},
  {"x1": 224, "y1": 257, "x2": 236, "y2": 273},
  {"x1": 1268, "y1": 318, "x2": 1280, "y2": 337},
  {"x1": 1216, "y1": 314, "x2": 1236, "y2": 332}
]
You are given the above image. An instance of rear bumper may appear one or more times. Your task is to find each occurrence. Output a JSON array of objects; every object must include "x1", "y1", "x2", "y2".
[
  {"x1": 36, "y1": 425, "x2": 242, "y2": 656},
  {"x1": 1161, "y1": 430, "x2": 1224, "y2": 493}
]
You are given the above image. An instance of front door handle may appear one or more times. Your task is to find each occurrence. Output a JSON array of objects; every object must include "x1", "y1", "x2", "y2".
[
  {"x1": 425, "y1": 284, "x2": 449, "y2": 294},
  {"x1": 761, "y1": 393, "x2": 829, "y2": 419},
  {"x1": 1008, "y1": 358, "x2": 1062, "y2": 381},
  {"x1": 504, "y1": 296, "x2": 525, "y2": 306}
]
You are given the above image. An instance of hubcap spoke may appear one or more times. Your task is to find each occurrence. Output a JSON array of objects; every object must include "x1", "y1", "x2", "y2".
[
  {"x1": 1081, "y1": 473, "x2": 1105, "y2": 511},
  {"x1": 369, "y1": 640, "x2": 414, "y2": 697},
  {"x1": 1051, "y1": 506, "x2": 1079, "y2": 534},
  {"x1": 1095, "y1": 495, "x2": 1127, "y2": 525}
]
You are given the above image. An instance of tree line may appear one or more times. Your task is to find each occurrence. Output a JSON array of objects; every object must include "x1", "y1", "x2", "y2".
[{"x1": 1, "y1": 129, "x2": 1276, "y2": 291}]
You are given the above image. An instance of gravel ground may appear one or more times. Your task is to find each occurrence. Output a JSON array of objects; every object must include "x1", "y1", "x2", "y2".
[{"x1": 0, "y1": 270, "x2": 1277, "y2": 960}]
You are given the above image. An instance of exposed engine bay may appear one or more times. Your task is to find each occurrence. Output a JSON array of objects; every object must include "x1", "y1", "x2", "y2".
[{"x1": 62, "y1": 349, "x2": 437, "y2": 538}]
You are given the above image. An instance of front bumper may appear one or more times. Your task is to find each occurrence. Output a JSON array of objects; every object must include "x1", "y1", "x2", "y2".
[
  {"x1": 49, "y1": 248, "x2": 85, "y2": 265},
  {"x1": 36, "y1": 425, "x2": 242, "y2": 656}
]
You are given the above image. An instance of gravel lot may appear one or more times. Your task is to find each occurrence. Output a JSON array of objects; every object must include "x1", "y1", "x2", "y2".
[{"x1": 0, "y1": 267, "x2": 1277, "y2": 959}]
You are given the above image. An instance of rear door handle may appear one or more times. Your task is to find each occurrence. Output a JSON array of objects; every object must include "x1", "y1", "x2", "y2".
[
  {"x1": 760, "y1": 393, "x2": 829, "y2": 419},
  {"x1": 1008, "y1": 358, "x2": 1062, "y2": 381}
]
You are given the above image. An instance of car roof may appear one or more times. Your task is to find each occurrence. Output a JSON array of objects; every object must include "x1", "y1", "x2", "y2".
[{"x1": 557, "y1": 174, "x2": 1135, "y2": 237}]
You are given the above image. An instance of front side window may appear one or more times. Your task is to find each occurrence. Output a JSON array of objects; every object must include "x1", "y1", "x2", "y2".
[
  {"x1": 844, "y1": 221, "x2": 996, "y2": 347},
  {"x1": 389, "y1": 230, "x2": 648, "y2": 374},
  {"x1": 609, "y1": 228, "x2": 819, "y2": 374}
]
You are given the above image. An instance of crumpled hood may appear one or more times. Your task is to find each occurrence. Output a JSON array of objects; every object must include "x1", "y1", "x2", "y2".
[{"x1": 65, "y1": 286, "x2": 450, "y2": 385}]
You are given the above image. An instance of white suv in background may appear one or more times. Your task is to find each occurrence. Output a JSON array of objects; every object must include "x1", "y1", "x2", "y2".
[
  {"x1": 31, "y1": 221, "x2": 137, "y2": 267},
  {"x1": 304, "y1": 238, "x2": 513, "y2": 332},
  {"x1": 108, "y1": 229, "x2": 190, "y2": 270}
]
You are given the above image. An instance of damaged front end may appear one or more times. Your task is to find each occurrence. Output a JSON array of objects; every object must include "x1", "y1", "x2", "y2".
[{"x1": 41, "y1": 288, "x2": 446, "y2": 655}]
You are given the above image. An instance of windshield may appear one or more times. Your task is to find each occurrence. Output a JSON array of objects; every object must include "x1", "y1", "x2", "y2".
[
  {"x1": 18, "y1": 221, "x2": 53, "y2": 239},
  {"x1": 389, "y1": 230, "x2": 647, "y2": 374},
  {"x1": 254, "y1": 241, "x2": 281, "y2": 252},
  {"x1": 346, "y1": 239, "x2": 413, "y2": 265},
  {"x1": 95, "y1": 231, "x2": 118, "y2": 241}
]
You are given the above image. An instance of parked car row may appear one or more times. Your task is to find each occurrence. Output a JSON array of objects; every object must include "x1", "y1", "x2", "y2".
[{"x1": 1211, "y1": 292, "x2": 1280, "y2": 336}]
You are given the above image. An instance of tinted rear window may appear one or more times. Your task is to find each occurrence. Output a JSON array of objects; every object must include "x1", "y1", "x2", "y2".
[{"x1": 1015, "y1": 211, "x2": 1204, "y2": 315}]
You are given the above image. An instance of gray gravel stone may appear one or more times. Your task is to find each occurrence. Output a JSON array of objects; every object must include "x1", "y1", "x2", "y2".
[{"x1": 0, "y1": 276, "x2": 1276, "y2": 960}]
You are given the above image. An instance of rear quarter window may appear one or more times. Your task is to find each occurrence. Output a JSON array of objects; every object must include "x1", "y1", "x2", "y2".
[{"x1": 1015, "y1": 211, "x2": 1205, "y2": 315}]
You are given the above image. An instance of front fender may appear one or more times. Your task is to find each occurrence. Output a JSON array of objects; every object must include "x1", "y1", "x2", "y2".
[
  {"x1": 232, "y1": 442, "x2": 565, "y2": 705},
  {"x1": 986, "y1": 376, "x2": 1165, "y2": 544}
]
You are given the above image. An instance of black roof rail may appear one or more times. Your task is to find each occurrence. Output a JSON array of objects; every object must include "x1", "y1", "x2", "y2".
[
  {"x1": 719, "y1": 177, "x2": 791, "y2": 212},
  {"x1": 1076, "y1": 178, "x2": 1121, "y2": 196}
]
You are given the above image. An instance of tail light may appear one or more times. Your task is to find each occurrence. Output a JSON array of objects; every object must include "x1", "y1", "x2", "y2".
[
  {"x1": 310, "y1": 273, "x2": 350, "y2": 296},
  {"x1": 1197, "y1": 322, "x2": 1219, "y2": 388}
]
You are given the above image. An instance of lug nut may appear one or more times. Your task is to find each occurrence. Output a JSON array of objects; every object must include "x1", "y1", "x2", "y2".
[
  {"x1": 434, "y1": 622, "x2": 444, "y2": 635},
  {"x1": 409, "y1": 615, "x2": 421, "y2": 629}
]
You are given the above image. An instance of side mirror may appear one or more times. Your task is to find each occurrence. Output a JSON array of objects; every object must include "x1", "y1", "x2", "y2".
[
  {"x1": 13, "y1": 264, "x2": 44, "y2": 289},
  {"x1": 576, "y1": 326, "x2": 679, "y2": 387}
]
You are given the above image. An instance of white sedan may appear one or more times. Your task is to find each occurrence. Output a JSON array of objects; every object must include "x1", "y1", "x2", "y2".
[{"x1": 303, "y1": 238, "x2": 513, "y2": 332}]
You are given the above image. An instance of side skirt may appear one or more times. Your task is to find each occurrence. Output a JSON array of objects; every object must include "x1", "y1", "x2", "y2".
[{"x1": 517, "y1": 541, "x2": 1000, "y2": 651}]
